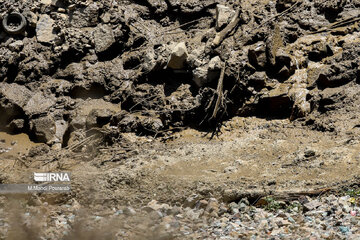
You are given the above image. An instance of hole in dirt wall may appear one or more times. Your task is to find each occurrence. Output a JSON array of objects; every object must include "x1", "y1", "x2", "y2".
[{"x1": 69, "y1": 83, "x2": 107, "y2": 100}]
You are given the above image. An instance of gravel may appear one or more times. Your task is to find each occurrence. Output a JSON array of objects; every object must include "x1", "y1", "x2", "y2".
[{"x1": 1, "y1": 193, "x2": 360, "y2": 239}]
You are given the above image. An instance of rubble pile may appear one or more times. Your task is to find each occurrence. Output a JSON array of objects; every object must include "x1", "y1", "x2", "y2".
[{"x1": 1, "y1": 0, "x2": 360, "y2": 149}]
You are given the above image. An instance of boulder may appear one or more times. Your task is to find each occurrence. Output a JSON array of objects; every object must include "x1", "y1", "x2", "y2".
[
  {"x1": 69, "y1": 99, "x2": 121, "y2": 131},
  {"x1": 167, "y1": 42, "x2": 188, "y2": 70},
  {"x1": 25, "y1": 12, "x2": 38, "y2": 28},
  {"x1": 36, "y1": 15, "x2": 56, "y2": 44},
  {"x1": 208, "y1": 56, "x2": 222, "y2": 71},
  {"x1": 0, "y1": 83, "x2": 32, "y2": 128},
  {"x1": 215, "y1": 5, "x2": 235, "y2": 30},
  {"x1": 275, "y1": 48, "x2": 292, "y2": 69},
  {"x1": 113, "y1": 112, "x2": 140, "y2": 132},
  {"x1": 207, "y1": 56, "x2": 222, "y2": 81},
  {"x1": 69, "y1": 116, "x2": 87, "y2": 131},
  {"x1": 277, "y1": 65, "x2": 291, "y2": 80},
  {"x1": 187, "y1": 45, "x2": 206, "y2": 68},
  {"x1": 111, "y1": 111, "x2": 163, "y2": 133},
  {"x1": 93, "y1": 24, "x2": 115, "y2": 53}
]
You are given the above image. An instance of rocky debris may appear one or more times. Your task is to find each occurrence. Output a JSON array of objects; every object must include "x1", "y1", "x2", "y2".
[
  {"x1": 53, "y1": 120, "x2": 68, "y2": 149},
  {"x1": 0, "y1": 83, "x2": 32, "y2": 109},
  {"x1": 36, "y1": 14, "x2": 56, "y2": 43},
  {"x1": 8, "y1": 40, "x2": 24, "y2": 52},
  {"x1": 192, "y1": 56, "x2": 222, "y2": 87},
  {"x1": 2, "y1": 192, "x2": 360, "y2": 239},
  {"x1": 86, "y1": 109, "x2": 114, "y2": 129},
  {"x1": 167, "y1": 42, "x2": 188, "y2": 70},
  {"x1": 215, "y1": 5, "x2": 235, "y2": 31},
  {"x1": 30, "y1": 116, "x2": 56, "y2": 144},
  {"x1": 289, "y1": 69, "x2": 311, "y2": 120},
  {"x1": 69, "y1": 3, "x2": 99, "y2": 28},
  {"x1": 24, "y1": 92, "x2": 55, "y2": 116},
  {"x1": 0, "y1": 0, "x2": 359, "y2": 149},
  {"x1": 93, "y1": 24, "x2": 115, "y2": 53},
  {"x1": 248, "y1": 42, "x2": 267, "y2": 70},
  {"x1": 8, "y1": 119, "x2": 25, "y2": 132},
  {"x1": 110, "y1": 111, "x2": 164, "y2": 134}
]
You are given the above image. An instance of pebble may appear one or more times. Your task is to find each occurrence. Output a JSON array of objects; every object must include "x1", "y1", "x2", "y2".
[
  {"x1": 339, "y1": 226, "x2": 350, "y2": 234},
  {"x1": 123, "y1": 207, "x2": 136, "y2": 216}
]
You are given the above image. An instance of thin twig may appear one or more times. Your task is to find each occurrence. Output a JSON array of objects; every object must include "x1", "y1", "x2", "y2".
[
  {"x1": 311, "y1": 16, "x2": 360, "y2": 34},
  {"x1": 158, "y1": 17, "x2": 212, "y2": 35},
  {"x1": 259, "y1": 1, "x2": 302, "y2": 27},
  {"x1": 68, "y1": 135, "x2": 96, "y2": 152}
]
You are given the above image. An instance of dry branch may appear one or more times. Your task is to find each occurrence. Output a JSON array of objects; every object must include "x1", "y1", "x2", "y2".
[
  {"x1": 212, "y1": 9, "x2": 241, "y2": 47},
  {"x1": 211, "y1": 62, "x2": 226, "y2": 120},
  {"x1": 259, "y1": 1, "x2": 302, "y2": 27}
]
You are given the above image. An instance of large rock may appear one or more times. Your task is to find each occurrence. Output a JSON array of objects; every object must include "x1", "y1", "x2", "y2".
[
  {"x1": 257, "y1": 84, "x2": 292, "y2": 117},
  {"x1": 215, "y1": 5, "x2": 235, "y2": 30},
  {"x1": 8, "y1": 40, "x2": 24, "y2": 52},
  {"x1": 207, "y1": 56, "x2": 222, "y2": 82},
  {"x1": 167, "y1": 42, "x2": 188, "y2": 70},
  {"x1": 93, "y1": 24, "x2": 115, "y2": 53},
  {"x1": 248, "y1": 71, "x2": 277, "y2": 91},
  {"x1": 0, "y1": 83, "x2": 32, "y2": 129},
  {"x1": 192, "y1": 56, "x2": 223, "y2": 87},
  {"x1": 306, "y1": 62, "x2": 331, "y2": 89},
  {"x1": 8, "y1": 119, "x2": 25, "y2": 132},
  {"x1": 24, "y1": 92, "x2": 55, "y2": 116},
  {"x1": 69, "y1": 99, "x2": 121, "y2": 131},
  {"x1": 86, "y1": 109, "x2": 115, "y2": 129},
  {"x1": 36, "y1": 15, "x2": 56, "y2": 44},
  {"x1": 0, "y1": 83, "x2": 32, "y2": 108},
  {"x1": 30, "y1": 116, "x2": 56, "y2": 144}
]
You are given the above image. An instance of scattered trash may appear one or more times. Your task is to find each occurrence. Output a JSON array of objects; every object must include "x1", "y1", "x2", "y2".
[{"x1": 2, "y1": 12, "x2": 27, "y2": 34}]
